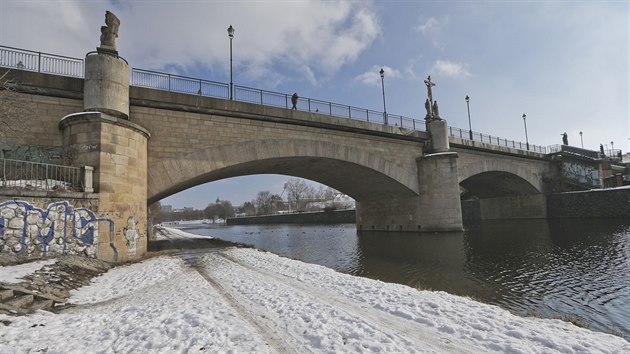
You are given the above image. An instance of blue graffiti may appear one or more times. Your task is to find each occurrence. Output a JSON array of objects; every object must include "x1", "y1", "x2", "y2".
[{"x1": 0, "y1": 200, "x2": 117, "y2": 259}]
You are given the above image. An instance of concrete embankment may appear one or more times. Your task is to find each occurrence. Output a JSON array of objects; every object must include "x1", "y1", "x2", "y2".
[
  {"x1": 462, "y1": 187, "x2": 630, "y2": 224},
  {"x1": 226, "y1": 209, "x2": 356, "y2": 225},
  {"x1": 547, "y1": 187, "x2": 630, "y2": 218}
]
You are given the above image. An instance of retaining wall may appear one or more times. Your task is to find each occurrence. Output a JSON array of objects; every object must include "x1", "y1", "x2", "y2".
[
  {"x1": 547, "y1": 188, "x2": 630, "y2": 218},
  {"x1": 0, "y1": 192, "x2": 105, "y2": 259},
  {"x1": 226, "y1": 209, "x2": 356, "y2": 225}
]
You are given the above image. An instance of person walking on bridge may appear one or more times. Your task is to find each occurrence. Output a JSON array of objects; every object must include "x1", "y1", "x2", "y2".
[{"x1": 291, "y1": 93, "x2": 298, "y2": 110}]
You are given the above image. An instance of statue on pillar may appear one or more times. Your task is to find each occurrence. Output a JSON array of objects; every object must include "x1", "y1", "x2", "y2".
[
  {"x1": 423, "y1": 75, "x2": 442, "y2": 121},
  {"x1": 99, "y1": 11, "x2": 120, "y2": 52}
]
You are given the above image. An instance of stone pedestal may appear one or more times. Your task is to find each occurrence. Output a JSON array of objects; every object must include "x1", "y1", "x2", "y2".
[
  {"x1": 84, "y1": 51, "x2": 129, "y2": 119},
  {"x1": 426, "y1": 119, "x2": 449, "y2": 152}
]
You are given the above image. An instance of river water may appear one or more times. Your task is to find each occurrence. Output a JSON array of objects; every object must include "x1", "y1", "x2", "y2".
[{"x1": 178, "y1": 218, "x2": 630, "y2": 339}]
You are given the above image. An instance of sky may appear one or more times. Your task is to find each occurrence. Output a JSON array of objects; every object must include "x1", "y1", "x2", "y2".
[{"x1": 1, "y1": 0, "x2": 628, "y2": 208}]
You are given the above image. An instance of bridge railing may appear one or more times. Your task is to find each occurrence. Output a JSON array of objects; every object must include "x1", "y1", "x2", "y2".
[
  {"x1": 0, "y1": 44, "x2": 546, "y2": 154},
  {"x1": 234, "y1": 84, "x2": 424, "y2": 130},
  {"x1": 448, "y1": 126, "x2": 546, "y2": 153},
  {"x1": 131, "y1": 68, "x2": 229, "y2": 99},
  {"x1": 0, "y1": 45, "x2": 83, "y2": 78},
  {"x1": 0, "y1": 158, "x2": 84, "y2": 192}
]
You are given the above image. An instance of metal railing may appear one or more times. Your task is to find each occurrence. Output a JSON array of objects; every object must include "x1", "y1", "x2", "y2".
[
  {"x1": 234, "y1": 84, "x2": 424, "y2": 129},
  {"x1": 0, "y1": 158, "x2": 83, "y2": 191},
  {"x1": 0, "y1": 44, "x2": 548, "y2": 154},
  {"x1": 547, "y1": 144, "x2": 600, "y2": 159},
  {"x1": 0, "y1": 45, "x2": 83, "y2": 78},
  {"x1": 448, "y1": 126, "x2": 546, "y2": 153},
  {"x1": 131, "y1": 68, "x2": 229, "y2": 99}
]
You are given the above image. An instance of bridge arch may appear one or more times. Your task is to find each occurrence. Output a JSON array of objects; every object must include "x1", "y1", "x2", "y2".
[
  {"x1": 147, "y1": 139, "x2": 420, "y2": 203},
  {"x1": 458, "y1": 161, "x2": 542, "y2": 198}
]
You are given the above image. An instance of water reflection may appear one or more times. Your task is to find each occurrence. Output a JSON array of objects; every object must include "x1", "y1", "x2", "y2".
[{"x1": 179, "y1": 218, "x2": 630, "y2": 338}]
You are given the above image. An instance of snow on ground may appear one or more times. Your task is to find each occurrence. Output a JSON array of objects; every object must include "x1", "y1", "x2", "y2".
[
  {"x1": 155, "y1": 226, "x2": 211, "y2": 241},
  {"x1": 0, "y1": 227, "x2": 628, "y2": 353},
  {"x1": 0, "y1": 259, "x2": 57, "y2": 284}
]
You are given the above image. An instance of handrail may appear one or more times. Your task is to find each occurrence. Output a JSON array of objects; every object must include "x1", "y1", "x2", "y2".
[
  {"x1": 132, "y1": 68, "x2": 229, "y2": 99},
  {"x1": 0, "y1": 45, "x2": 83, "y2": 78},
  {"x1": 0, "y1": 44, "x2": 557, "y2": 154},
  {"x1": 0, "y1": 158, "x2": 84, "y2": 192},
  {"x1": 448, "y1": 126, "x2": 547, "y2": 153}
]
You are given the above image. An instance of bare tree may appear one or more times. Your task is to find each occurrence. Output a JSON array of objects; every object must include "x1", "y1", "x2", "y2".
[
  {"x1": 255, "y1": 191, "x2": 274, "y2": 215},
  {"x1": 284, "y1": 177, "x2": 317, "y2": 212}
]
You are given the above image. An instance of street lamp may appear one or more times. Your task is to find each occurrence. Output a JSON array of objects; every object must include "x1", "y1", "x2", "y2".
[
  {"x1": 379, "y1": 68, "x2": 388, "y2": 125},
  {"x1": 611, "y1": 141, "x2": 614, "y2": 156},
  {"x1": 465, "y1": 95, "x2": 473, "y2": 140},
  {"x1": 227, "y1": 25, "x2": 235, "y2": 100},
  {"x1": 579, "y1": 131, "x2": 583, "y2": 148},
  {"x1": 522, "y1": 113, "x2": 529, "y2": 151}
]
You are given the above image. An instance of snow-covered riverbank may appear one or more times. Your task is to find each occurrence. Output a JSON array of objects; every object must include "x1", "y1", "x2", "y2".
[{"x1": 1, "y1": 227, "x2": 628, "y2": 353}]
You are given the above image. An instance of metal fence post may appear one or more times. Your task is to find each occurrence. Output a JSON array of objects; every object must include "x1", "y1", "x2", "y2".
[{"x1": 38, "y1": 52, "x2": 41, "y2": 72}]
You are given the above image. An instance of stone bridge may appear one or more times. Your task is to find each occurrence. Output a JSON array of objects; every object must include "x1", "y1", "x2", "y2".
[{"x1": 0, "y1": 49, "x2": 557, "y2": 262}]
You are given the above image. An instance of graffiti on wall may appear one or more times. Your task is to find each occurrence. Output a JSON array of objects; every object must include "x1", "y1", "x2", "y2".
[
  {"x1": 0, "y1": 143, "x2": 64, "y2": 164},
  {"x1": 124, "y1": 215, "x2": 140, "y2": 258},
  {"x1": 562, "y1": 161, "x2": 601, "y2": 187},
  {"x1": 0, "y1": 200, "x2": 117, "y2": 261}
]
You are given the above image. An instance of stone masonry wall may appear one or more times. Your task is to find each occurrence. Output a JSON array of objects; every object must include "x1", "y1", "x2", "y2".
[
  {"x1": 0, "y1": 196, "x2": 102, "y2": 258},
  {"x1": 547, "y1": 188, "x2": 630, "y2": 218}
]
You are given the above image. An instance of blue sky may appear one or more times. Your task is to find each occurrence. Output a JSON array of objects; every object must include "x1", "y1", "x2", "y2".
[{"x1": 1, "y1": 0, "x2": 628, "y2": 208}]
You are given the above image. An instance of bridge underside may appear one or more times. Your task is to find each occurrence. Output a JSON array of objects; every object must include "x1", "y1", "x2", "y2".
[
  {"x1": 149, "y1": 156, "x2": 419, "y2": 204},
  {"x1": 460, "y1": 171, "x2": 540, "y2": 198},
  {"x1": 460, "y1": 171, "x2": 547, "y2": 220}
]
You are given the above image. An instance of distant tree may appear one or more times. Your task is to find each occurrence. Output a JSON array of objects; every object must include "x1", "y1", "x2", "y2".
[
  {"x1": 255, "y1": 191, "x2": 275, "y2": 215},
  {"x1": 284, "y1": 178, "x2": 316, "y2": 211},
  {"x1": 240, "y1": 201, "x2": 256, "y2": 216},
  {"x1": 204, "y1": 199, "x2": 235, "y2": 221},
  {"x1": 148, "y1": 201, "x2": 163, "y2": 225}
]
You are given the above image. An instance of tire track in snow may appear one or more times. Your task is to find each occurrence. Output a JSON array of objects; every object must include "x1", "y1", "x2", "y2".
[
  {"x1": 216, "y1": 252, "x2": 474, "y2": 354},
  {"x1": 184, "y1": 256, "x2": 307, "y2": 354}
]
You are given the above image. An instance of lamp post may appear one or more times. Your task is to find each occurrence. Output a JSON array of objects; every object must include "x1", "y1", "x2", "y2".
[
  {"x1": 227, "y1": 25, "x2": 235, "y2": 100},
  {"x1": 611, "y1": 141, "x2": 614, "y2": 156},
  {"x1": 522, "y1": 113, "x2": 529, "y2": 151},
  {"x1": 465, "y1": 95, "x2": 473, "y2": 140},
  {"x1": 380, "y1": 68, "x2": 388, "y2": 125},
  {"x1": 579, "y1": 131, "x2": 583, "y2": 148}
]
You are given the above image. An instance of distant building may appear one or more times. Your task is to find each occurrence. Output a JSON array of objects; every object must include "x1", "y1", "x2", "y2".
[{"x1": 161, "y1": 204, "x2": 173, "y2": 214}]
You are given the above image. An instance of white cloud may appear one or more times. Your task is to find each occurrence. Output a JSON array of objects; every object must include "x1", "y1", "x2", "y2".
[
  {"x1": 355, "y1": 65, "x2": 401, "y2": 86},
  {"x1": 431, "y1": 60, "x2": 472, "y2": 78},
  {"x1": 414, "y1": 16, "x2": 449, "y2": 48},
  {"x1": 1, "y1": 0, "x2": 380, "y2": 88},
  {"x1": 415, "y1": 17, "x2": 440, "y2": 35}
]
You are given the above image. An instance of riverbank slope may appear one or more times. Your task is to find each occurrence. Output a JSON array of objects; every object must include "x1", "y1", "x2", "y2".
[{"x1": 0, "y1": 227, "x2": 628, "y2": 353}]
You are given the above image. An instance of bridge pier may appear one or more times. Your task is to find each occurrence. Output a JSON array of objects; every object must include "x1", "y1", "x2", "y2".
[
  {"x1": 59, "y1": 49, "x2": 150, "y2": 262},
  {"x1": 356, "y1": 152, "x2": 463, "y2": 232}
]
